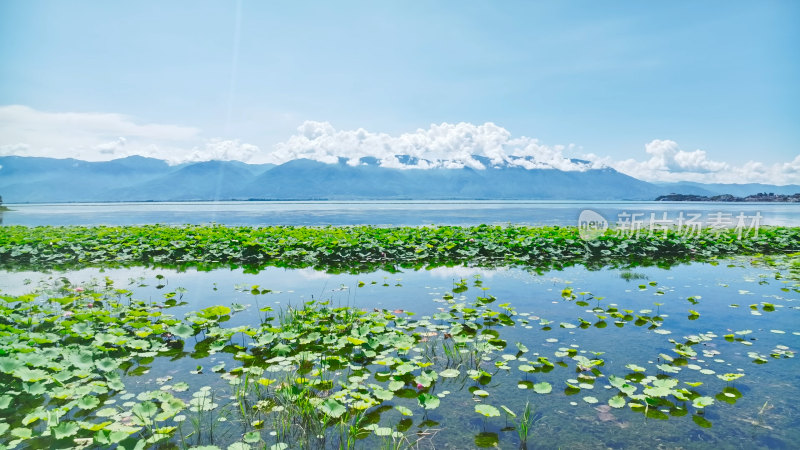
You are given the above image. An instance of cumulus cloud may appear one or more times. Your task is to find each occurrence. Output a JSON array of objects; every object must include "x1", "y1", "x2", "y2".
[
  {"x1": 0, "y1": 105, "x2": 261, "y2": 164},
  {"x1": 598, "y1": 139, "x2": 800, "y2": 185},
  {"x1": 266, "y1": 121, "x2": 594, "y2": 171},
  {"x1": 183, "y1": 139, "x2": 260, "y2": 163}
]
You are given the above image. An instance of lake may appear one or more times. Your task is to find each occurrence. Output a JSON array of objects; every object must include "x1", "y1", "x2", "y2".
[
  {"x1": 1, "y1": 202, "x2": 798, "y2": 449},
  {"x1": 1, "y1": 256, "x2": 797, "y2": 449},
  {"x1": 1, "y1": 200, "x2": 799, "y2": 227}
]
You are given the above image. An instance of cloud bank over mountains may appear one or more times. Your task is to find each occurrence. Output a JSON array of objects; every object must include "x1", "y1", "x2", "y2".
[
  {"x1": 1, "y1": 105, "x2": 798, "y2": 185},
  {"x1": 269, "y1": 121, "x2": 592, "y2": 171},
  {"x1": 0, "y1": 105, "x2": 257, "y2": 165}
]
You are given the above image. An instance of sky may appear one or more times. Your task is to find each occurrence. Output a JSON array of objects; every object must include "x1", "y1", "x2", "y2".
[{"x1": 1, "y1": 1, "x2": 799, "y2": 184}]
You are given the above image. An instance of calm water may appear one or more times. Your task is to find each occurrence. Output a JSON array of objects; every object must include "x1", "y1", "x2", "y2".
[
  {"x1": 3, "y1": 258, "x2": 797, "y2": 449},
  {"x1": 2, "y1": 200, "x2": 799, "y2": 227}
]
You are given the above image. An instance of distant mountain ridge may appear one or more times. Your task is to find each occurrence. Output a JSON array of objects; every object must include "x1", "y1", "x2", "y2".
[{"x1": 0, "y1": 155, "x2": 796, "y2": 202}]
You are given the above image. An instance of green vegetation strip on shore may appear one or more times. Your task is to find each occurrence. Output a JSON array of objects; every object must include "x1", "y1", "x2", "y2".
[{"x1": 1, "y1": 225, "x2": 799, "y2": 271}]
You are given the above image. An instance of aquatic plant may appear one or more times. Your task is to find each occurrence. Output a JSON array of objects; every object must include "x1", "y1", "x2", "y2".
[
  {"x1": 1, "y1": 224, "x2": 798, "y2": 273},
  {"x1": 0, "y1": 277, "x2": 195, "y2": 448},
  {"x1": 516, "y1": 401, "x2": 536, "y2": 449}
]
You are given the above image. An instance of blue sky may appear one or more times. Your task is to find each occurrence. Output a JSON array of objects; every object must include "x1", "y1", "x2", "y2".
[{"x1": 1, "y1": 1, "x2": 798, "y2": 183}]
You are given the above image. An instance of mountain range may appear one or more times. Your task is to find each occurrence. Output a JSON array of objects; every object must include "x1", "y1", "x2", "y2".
[{"x1": 0, "y1": 155, "x2": 797, "y2": 203}]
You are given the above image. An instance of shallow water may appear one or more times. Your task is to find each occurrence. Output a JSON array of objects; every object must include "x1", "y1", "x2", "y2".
[{"x1": 2, "y1": 257, "x2": 797, "y2": 449}]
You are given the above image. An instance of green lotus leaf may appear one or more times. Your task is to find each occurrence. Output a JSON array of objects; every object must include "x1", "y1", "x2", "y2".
[
  {"x1": 439, "y1": 368, "x2": 460, "y2": 378},
  {"x1": 96, "y1": 358, "x2": 118, "y2": 372},
  {"x1": 0, "y1": 357, "x2": 23, "y2": 374},
  {"x1": 474, "y1": 404, "x2": 500, "y2": 418},
  {"x1": 77, "y1": 396, "x2": 100, "y2": 410},
  {"x1": 395, "y1": 405, "x2": 413, "y2": 416},
  {"x1": 23, "y1": 382, "x2": 47, "y2": 396},
  {"x1": 417, "y1": 393, "x2": 440, "y2": 410},
  {"x1": 692, "y1": 415, "x2": 712, "y2": 428},
  {"x1": 372, "y1": 387, "x2": 394, "y2": 401},
  {"x1": 95, "y1": 407, "x2": 119, "y2": 418},
  {"x1": 692, "y1": 396, "x2": 715, "y2": 408},
  {"x1": 11, "y1": 427, "x2": 33, "y2": 439},
  {"x1": 717, "y1": 373, "x2": 744, "y2": 382},
  {"x1": 625, "y1": 363, "x2": 646, "y2": 372},
  {"x1": 13, "y1": 367, "x2": 48, "y2": 382},
  {"x1": 132, "y1": 401, "x2": 158, "y2": 420},
  {"x1": 52, "y1": 421, "x2": 80, "y2": 439},
  {"x1": 608, "y1": 396, "x2": 626, "y2": 408},
  {"x1": 318, "y1": 398, "x2": 347, "y2": 418},
  {"x1": 169, "y1": 323, "x2": 195, "y2": 340}
]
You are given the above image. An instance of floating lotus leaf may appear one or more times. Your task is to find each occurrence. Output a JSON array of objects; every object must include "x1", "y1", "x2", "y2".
[
  {"x1": 475, "y1": 404, "x2": 500, "y2": 418},
  {"x1": 52, "y1": 421, "x2": 80, "y2": 439},
  {"x1": 244, "y1": 431, "x2": 261, "y2": 443},
  {"x1": 439, "y1": 368, "x2": 460, "y2": 378},
  {"x1": 692, "y1": 396, "x2": 714, "y2": 408},
  {"x1": 533, "y1": 382, "x2": 552, "y2": 394},
  {"x1": 318, "y1": 398, "x2": 347, "y2": 418},
  {"x1": 395, "y1": 405, "x2": 413, "y2": 416},
  {"x1": 417, "y1": 393, "x2": 440, "y2": 410},
  {"x1": 608, "y1": 396, "x2": 626, "y2": 408}
]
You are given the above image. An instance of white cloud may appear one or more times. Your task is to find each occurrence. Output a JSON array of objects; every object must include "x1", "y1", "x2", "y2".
[
  {"x1": 266, "y1": 121, "x2": 594, "y2": 171},
  {"x1": 598, "y1": 139, "x2": 800, "y2": 185},
  {"x1": 183, "y1": 139, "x2": 260, "y2": 163},
  {"x1": 0, "y1": 105, "x2": 262, "y2": 164},
  {"x1": 2, "y1": 105, "x2": 797, "y2": 185}
]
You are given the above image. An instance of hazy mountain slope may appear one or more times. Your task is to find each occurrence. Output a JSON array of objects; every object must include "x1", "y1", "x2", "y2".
[
  {"x1": 246, "y1": 159, "x2": 665, "y2": 200},
  {"x1": 0, "y1": 156, "x2": 173, "y2": 202},
  {"x1": 0, "y1": 157, "x2": 274, "y2": 202},
  {"x1": 107, "y1": 161, "x2": 260, "y2": 201},
  {"x1": 2, "y1": 155, "x2": 796, "y2": 202}
]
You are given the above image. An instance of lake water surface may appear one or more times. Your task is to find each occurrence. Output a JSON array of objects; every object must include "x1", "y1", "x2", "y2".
[
  {"x1": 1, "y1": 202, "x2": 798, "y2": 448},
  {"x1": 2, "y1": 200, "x2": 799, "y2": 227},
  {"x1": 2, "y1": 256, "x2": 797, "y2": 449}
]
